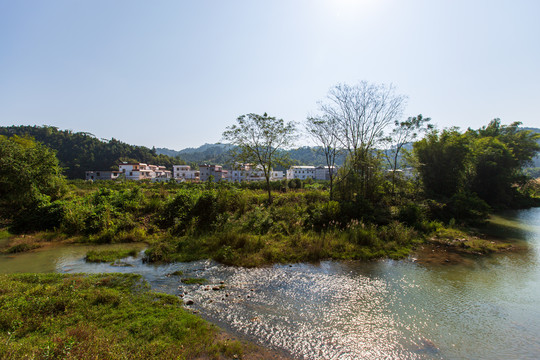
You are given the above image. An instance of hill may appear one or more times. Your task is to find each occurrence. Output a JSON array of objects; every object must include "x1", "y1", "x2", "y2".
[
  {"x1": 0, "y1": 125, "x2": 179, "y2": 179},
  {"x1": 156, "y1": 144, "x2": 347, "y2": 169}
]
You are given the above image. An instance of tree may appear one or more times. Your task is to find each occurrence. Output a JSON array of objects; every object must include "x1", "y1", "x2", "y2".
[
  {"x1": 305, "y1": 115, "x2": 341, "y2": 200},
  {"x1": 223, "y1": 113, "x2": 296, "y2": 204},
  {"x1": 466, "y1": 119, "x2": 540, "y2": 207},
  {"x1": 0, "y1": 135, "x2": 66, "y2": 227},
  {"x1": 383, "y1": 114, "x2": 431, "y2": 200},
  {"x1": 413, "y1": 128, "x2": 470, "y2": 199},
  {"x1": 318, "y1": 81, "x2": 407, "y2": 200}
]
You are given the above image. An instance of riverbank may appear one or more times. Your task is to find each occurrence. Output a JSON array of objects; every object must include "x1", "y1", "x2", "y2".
[
  {"x1": 0, "y1": 219, "x2": 520, "y2": 268},
  {"x1": 0, "y1": 272, "x2": 291, "y2": 360}
]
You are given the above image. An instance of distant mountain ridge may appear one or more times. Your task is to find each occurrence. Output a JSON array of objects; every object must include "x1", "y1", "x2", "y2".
[
  {"x1": 3, "y1": 125, "x2": 537, "y2": 178},
  {"x1": 156, "y1": 144, "x2": 347, "y2": 169}
]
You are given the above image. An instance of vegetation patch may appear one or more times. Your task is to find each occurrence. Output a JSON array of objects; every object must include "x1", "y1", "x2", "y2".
[
  {"x1": 181, "y1": 277, "x2": 207, "y2": 285},
  {"x1": 85, "y1": 249, "x2": 139, "y2": 263},
  {"x1": 167, "y1": 270, "x2": 184, "y2": 276},
  {"x1": 2, "y1": 242, "x2": 41, "y2": 254},
  {"x1": 0, "y1": 273, "x2": 244, "y2": 359},
  {"x1": 428, "y1": 228, "x2": 514, "y2": 254}
]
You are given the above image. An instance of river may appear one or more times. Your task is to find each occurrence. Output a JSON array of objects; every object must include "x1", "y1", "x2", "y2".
[{"x1": 1, "y1": 208, "x2": 539, "y2": 359}]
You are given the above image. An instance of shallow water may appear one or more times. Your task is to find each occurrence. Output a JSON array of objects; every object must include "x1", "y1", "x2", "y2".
[{"x1": 1, "y1": 208, "x2": 539, "y2": 359}]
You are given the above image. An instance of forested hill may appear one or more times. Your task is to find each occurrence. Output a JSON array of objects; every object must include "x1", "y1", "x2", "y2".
[
  {"x1": 0, "y1": 126, "x2": 178, "y2": 179},
  {"x1": 156, "y1": 145, "x2": 347, "y2": 168}
]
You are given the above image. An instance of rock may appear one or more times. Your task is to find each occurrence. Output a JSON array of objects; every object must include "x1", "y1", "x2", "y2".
[
  {"x1": 184, "y1": 299, "x2": 194, "y2": 305},
  {"x1": 219, "y1": 281, "x2": 225, "y2": 284},
  {"x1": 212, "y1": 286, "x2": 220, "y2": 291}
]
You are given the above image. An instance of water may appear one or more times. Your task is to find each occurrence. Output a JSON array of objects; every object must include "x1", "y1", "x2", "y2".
[{"x1": 1, "y1": 208, "x2": 539, "y2": 359}]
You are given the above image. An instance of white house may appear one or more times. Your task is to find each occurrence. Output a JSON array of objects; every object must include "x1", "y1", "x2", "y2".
[
  {"x1": 229, "y1": 163, "x2": 265, "y2": 182},
  {"x1": 271, "y1": 171, "x2": 285, "y2": 180},
  {"x1": 315, "y1": 166, "x2": 338, "y2": 180},
  {"x1": 118, "y1": 163, "x2": 154, "y2": 180},
  {"x1": 287, "y1": 166, "x2": 316, "y2": 180},
  {"x1": 228, "y1": 163, "x2": 286, "y2": 182},
  {"x1": 85, "y1": 171, "x2": 121, "y2": 181},
  {"x1": 173, "y1": 165, "x2": 200, "y2": 181},
  {"x1": 199, "y1": 164, "x2": 228, "y2": 182}
]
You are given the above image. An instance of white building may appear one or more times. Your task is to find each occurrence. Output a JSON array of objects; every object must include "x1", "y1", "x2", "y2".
[
  {"x1": 85, "y1": 171, "x2": 121, "y2": 181},
  {"x1": 315, "y1": 166, "x2": 338, "y2": 180},
  {"x1": 199, "y1": 164, "x2": 228, "y2": 182},
  {"x1": 228, "y1": 163, "x2": 286, "y2": 182},
  {"x1": 287, "y1": 166, "x2": 316, "y2": 180},
  {"x1": 118, "y1": 163, "x2": 155, "y2": 180},
  {"x1": 229, "y1": 163, "x2": 264, "y2": 182},
  {"x1": 173, "y1": 165, "x2": 200, "y2": 181},
  {"x1": 271, "y1": 171, "x2": 285, "y2": 180}
]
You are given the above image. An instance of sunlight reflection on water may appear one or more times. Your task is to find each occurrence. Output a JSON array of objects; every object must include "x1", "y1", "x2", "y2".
[{"x1": 1, "y1": 208, "x2": 539, "y2": 359}]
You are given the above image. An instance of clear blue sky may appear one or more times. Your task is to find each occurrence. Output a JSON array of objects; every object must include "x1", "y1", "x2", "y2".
[{"x1": 1, "y1": 0, "x2": 539, "y2": 149}]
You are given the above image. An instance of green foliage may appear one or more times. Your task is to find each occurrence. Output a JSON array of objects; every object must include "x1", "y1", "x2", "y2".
[
  {"x1": 413, "y1": 128, "x2": 470, "y2": 199},
  {"x1": 181, "y1": 277, "x2": 207, "y2": 285},
  {"x1": 223, "y1": 112, "x2": 296, "y2": 204},
  {"x1": 85, "y1": 249, "x2": 139, "y2": 263},
  {"x1": 0, "y1": 135, "x2": 66, "y2": 232},
  {"x1": 0, "y1": 273, "x2": 241, "y2": 359},
  {"x1": 0, "y1": 125, "x2": 179, "y2": 179}
]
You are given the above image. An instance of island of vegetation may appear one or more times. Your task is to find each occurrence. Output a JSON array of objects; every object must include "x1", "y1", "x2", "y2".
[{"x1": 1, "y1": 82, "x2": 539, "y2": 358}]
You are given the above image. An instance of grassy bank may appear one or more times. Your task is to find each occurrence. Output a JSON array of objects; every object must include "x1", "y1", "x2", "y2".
[
  {"x1": 1, "y1": 181, "x2": 522, "y2": 266},
  {"x1": 143, "y1": 222, "x2": 421, "y2": 267},
  {"x1": 85, "y1": 249, "x2": 139, "y2": 263},
  {"x1": 0, "y1": 273, "x2": 244, "y2": 359},
  {"x1": 427, "y1": 227, "x2": 515, "y2": 254}
]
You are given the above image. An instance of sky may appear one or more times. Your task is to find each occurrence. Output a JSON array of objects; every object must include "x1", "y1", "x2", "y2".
[{"x1": 1, "y1": 0, "x2": 539, "y2": 149}]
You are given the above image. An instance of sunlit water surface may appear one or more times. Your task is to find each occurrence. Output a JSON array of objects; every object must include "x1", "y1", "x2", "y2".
[{"x1": 1, "y1": 208, "x2": 539, "y2": 359}]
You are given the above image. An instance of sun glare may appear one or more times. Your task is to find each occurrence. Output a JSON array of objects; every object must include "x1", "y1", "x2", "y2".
[{"x1": 326, "y1": 0, "x2": 377, "y2": 20}]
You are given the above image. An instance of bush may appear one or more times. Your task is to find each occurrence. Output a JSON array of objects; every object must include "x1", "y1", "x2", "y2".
[{"x1": 397, "y1": 203, "x2": 426, "y2": 229}]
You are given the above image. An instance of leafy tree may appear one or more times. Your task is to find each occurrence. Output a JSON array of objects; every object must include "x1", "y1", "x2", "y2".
[
  {"x1": 466, "y1": 120, "x2": 540, "y2": 207},
  {"x1": 413, "y1": 128, "x2": 470, "y2": 199},
  {"x1": 383, "y1": 114, "x2": 431, "y2": 200},
  {"x1": 305, "y1": 115, "x2": 342, "y2": 200},
  {"x1": 223, "y1": 113, "x2": 296, "y2": 204},
  {"x1": 0, "y1": 135, "x2": 66, "y2": 228}
]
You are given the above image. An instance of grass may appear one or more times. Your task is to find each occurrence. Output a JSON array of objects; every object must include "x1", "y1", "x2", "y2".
[
  {"x1": 181, "y1": 277, "x2": 207, "y2": 285},
  {"x1": 85, "y1": 249, "x2": 139, "y2": 263},
  {"x1": 0, "y1": 273, "x2": 244, "y2": 359},
  {"x1": 0, "y1": 228, "x2": 11, "y2": 240},
  {"x1": 168, "y1": 270, "x2": 184, "y2": 276},
  {"x1": 143, "y1": 221, "x2": 422, "y2": 267},
  {"x1": 429, "y1": 227, "x2": 514, "y2": 254}
]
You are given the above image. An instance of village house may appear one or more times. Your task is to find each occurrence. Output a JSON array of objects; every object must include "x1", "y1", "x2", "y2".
[
  {"x1": 199, "y1": 164, "x2": 228, "y2": 182},
  {"x1": 173, "y1": 165, "x2": 200, "y2": 181},
  {"x1": 86, "y1": 162, "x2": 172, "y2": 181},
  {"x1": 287, "y1": 166, "x2": 316, "y2": 180},
  {"x1": 315, "y1": 166, "x2": 338, "y2": 181},
  {"x1": 85, "y1": 170, "x2": 122, "y2": 181}
]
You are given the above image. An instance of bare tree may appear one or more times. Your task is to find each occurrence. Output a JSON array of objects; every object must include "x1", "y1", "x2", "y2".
[
  {"x1": 318, "y1": 81, "x2": 407, "y2": 199},
  {"x1": 305, "y1": 115, "x2": 341, "y2": 200},
  {"x1": 223, "y1": 113, "x2": 296, "y2": 204}
]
